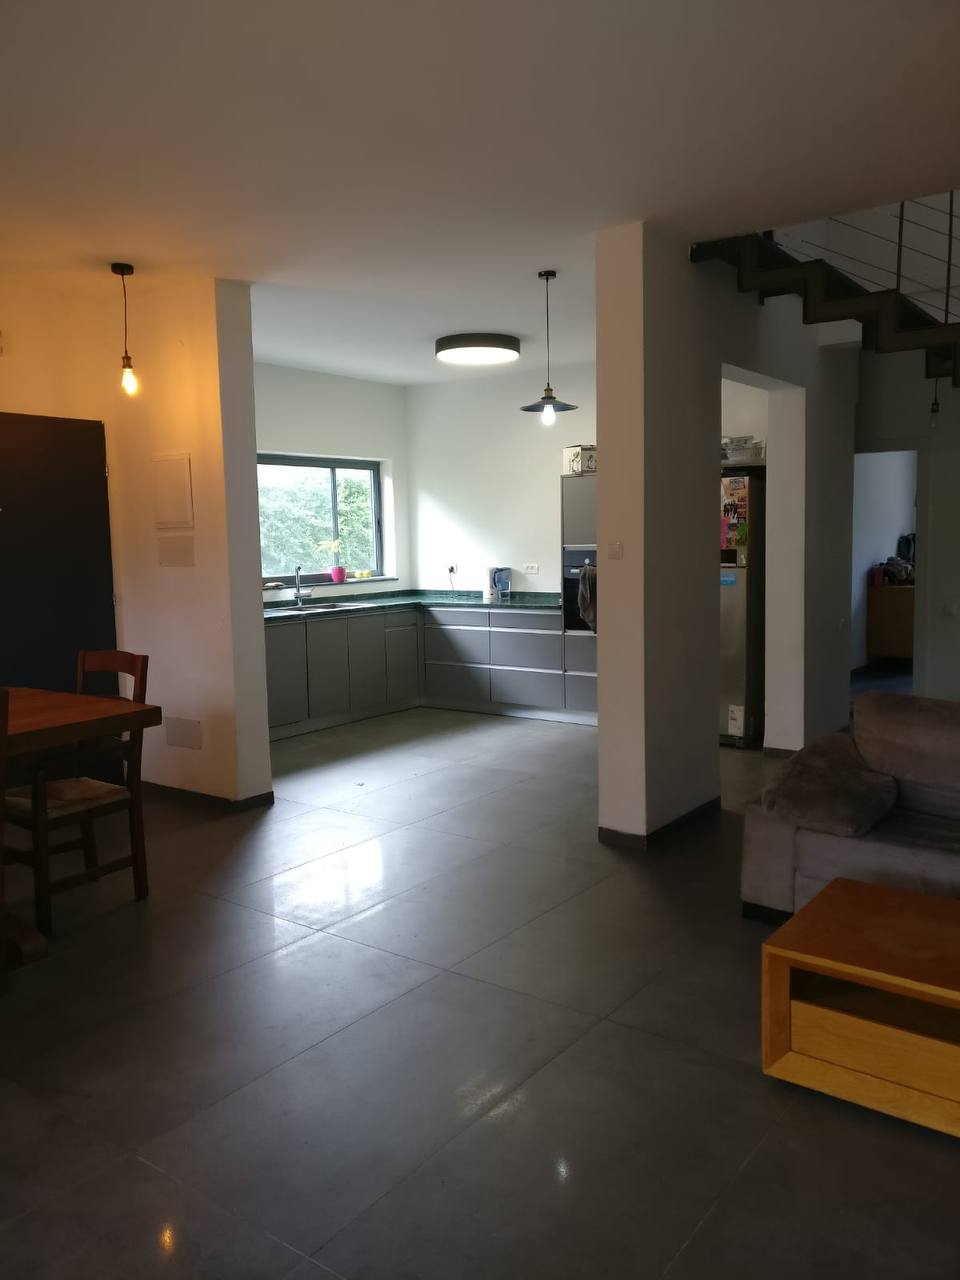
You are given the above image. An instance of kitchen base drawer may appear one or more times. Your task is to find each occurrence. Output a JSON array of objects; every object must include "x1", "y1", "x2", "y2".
[
  {"x1": 564, "y1": 673, "x2": 597, "y2": 712},
  {"x1": 491, "y1": 668, "x2": 564, "y2": 709},
  {"x1": 490, "y1": 630, "x2": 562, "y2": 671},
  {"x1": 383, "y1": 610, "x2": 420, "y2": 628},
  {"x1": 489, "y1": 610, "x2": 562, "y2": 632},
  {"x1": 424, "y1": 626, "x2": 491, "y2": 665},
  {"x1": 424, "y1": 662, "x2": 491, "y2": 702},
  {"x1": 564, "y1": 632, "x2": 597, "y2": 674},
  {"x1": 424, "y1": 608, "x2": 489, "y2": 628}
]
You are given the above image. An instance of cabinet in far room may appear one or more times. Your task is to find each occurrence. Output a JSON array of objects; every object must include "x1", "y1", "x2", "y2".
[
  {"x1": 264, "y1": 621, "x2": 309, "y2": 727},
  {"x1": 347, "y1": 615, "x2": 387, "y2": 709},
  {"x1": 386, "y1": 622, "x2": 420, "y2": 703},
  {"x1": 306, "y1": 618, "x2": 350, "y2": 718}
]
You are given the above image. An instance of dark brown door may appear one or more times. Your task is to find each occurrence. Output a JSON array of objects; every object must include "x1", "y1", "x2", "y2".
[{"x1": 0, "y1": 413, "x2": 117, "y2": 692}]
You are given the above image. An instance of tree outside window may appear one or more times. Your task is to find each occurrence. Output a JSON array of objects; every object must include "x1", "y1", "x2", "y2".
[{"x1": 257, "y1": 456, "x2": 382, "y2": 580}]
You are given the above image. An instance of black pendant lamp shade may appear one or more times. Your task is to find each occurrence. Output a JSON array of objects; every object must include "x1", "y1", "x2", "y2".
[
  {"x1": 520, "y1": 386, "x2": 578, "y2": 415},
  {"x1": 435, "y1": 332, "x2": 520, "y2": 365},
  {"x1": 521, "y1": 270, "x2": 577, "y2": 425}
]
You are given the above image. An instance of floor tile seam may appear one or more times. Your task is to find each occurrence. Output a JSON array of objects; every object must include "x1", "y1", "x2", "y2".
[
  {"x1": 327, "y1": 836, "x2": 609, "y2": 928},
  {"x1": 596, "y1": 1014, "x2": 776, "y2": 1083},
  {"x1": 656, "y1": 1102, "x2": 798, "y2": 1279},
  {"x1": 191, "y1": 815, "x2": 414, "y2": 894},
  {"x1": 0, "y1": 1147, "x2": 128, "y2": 1238},
  {"x1": 446, "y1": 967, "x2": 607, "y2": 1022},
  {"x1": 129, "y1": 1151, "x2": 319, "y2": 1269},
  {"x1": 441, "y1": 867, "x2": 621, "y2": 971},
  {"x1": 210, "y1": 837, "x2": 518, "y2": 934},
  {"x1": 310, "y1": 1012, "x2": 603, "y2": 1267},
  {"x1": 1, "y1": 923, "x2": 337, "y2": 1105},
  {"x1": 271, "y1": 758, "x2": 452, "y2": 807},
  {"x1": 316, "y1": 765, "x2": 542, "y2": 823},
  {"x1": 135, "y1": 965, "x2": 445, "y2": 1159}
]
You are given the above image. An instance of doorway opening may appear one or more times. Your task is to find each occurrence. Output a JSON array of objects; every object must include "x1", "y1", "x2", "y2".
[{"x1": 849, "y1": 449, "x2": 917, "y2": 702}]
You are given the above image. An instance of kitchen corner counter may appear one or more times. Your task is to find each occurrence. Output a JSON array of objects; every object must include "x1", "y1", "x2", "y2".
[{"x1": 264, "y1": 590, "x2": 561, "y2": 623}]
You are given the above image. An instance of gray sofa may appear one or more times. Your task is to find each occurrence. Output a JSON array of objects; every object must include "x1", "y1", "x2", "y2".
[{"x1": 741, "y1": 691, "x2": 960, "y2": 917}]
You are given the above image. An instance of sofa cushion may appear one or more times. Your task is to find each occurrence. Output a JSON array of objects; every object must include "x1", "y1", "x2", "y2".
[
  {"x1": 854, "y1": 692, "x2": 960, "y2": 818},
  {"x1": 796, "y1": 808, "x2": 960, "y2": 906},
  {"x1": 761, "y1": 733, "x2": 897, "y2": 837}
]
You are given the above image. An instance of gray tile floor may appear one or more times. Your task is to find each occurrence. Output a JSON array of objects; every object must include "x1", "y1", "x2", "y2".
[{"x1": 2, "y1": 709, "x2": 957, "y2": 1278}]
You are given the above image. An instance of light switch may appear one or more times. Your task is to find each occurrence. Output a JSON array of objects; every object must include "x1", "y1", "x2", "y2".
[
  {"x1": 522, "y1": 562, "x2": 539, "y2": 575},
  {"x1": 607, "y1": 540, "x2": 624, "y2": 560}
]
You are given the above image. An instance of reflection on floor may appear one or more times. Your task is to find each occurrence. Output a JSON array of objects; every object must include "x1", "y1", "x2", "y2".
[{"x1": 2, "y1": 708, "x2": 956, "y2": 1278}]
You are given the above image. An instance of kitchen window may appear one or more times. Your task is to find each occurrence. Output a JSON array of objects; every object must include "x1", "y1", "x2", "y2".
[{"x1": 257, "y1": 454, "x2": 384, "y2": 582}]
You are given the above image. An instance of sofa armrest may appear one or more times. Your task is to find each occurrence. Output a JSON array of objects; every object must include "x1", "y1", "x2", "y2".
[{"x1": 741, "y1": 799, "x2": 797, "y2": 914}]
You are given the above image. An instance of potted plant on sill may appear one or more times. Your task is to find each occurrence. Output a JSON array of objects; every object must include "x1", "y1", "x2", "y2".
[{"x1": 316, "y1": 538, "x2": 346, "y2": 583}]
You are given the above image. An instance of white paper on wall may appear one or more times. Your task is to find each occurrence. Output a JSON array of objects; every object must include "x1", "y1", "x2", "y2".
[{"x1": 153, "y1": 452, "x2": 194, "y2": 529}]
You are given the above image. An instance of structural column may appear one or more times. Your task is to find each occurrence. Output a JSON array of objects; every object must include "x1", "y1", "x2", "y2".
[{"x1": 596, "y1": 221, "x2": 721, "y2": 842}]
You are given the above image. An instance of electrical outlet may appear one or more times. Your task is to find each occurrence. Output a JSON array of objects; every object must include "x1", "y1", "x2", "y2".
[
  {"x1": 448, "y1": 563, "x2": 457, "y2": 575},
  {"x1": 522, "y1": 562, "x2": 539, "y2": 575}
]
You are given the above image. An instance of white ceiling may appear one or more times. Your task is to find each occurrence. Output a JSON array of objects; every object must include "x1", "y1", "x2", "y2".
[{"x1": 4, "y1": 1, "x2": 960, "y2": 383}]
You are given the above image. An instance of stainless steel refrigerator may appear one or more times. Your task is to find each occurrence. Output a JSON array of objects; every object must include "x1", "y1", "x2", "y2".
[{"x1": 719, "y1": 468, "x2": 765, "y2": 747}]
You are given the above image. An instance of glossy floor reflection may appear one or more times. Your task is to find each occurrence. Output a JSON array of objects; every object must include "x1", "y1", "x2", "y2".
[{"x1": 1, "y1": 709, "x2": 956, "y2": 1278}]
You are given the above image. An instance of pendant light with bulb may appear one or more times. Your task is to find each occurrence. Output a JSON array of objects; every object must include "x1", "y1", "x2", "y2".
[
  {"x1": 521, "y1": 269, "x2": 577, "y2": 427},
  {"x1": 110, "y1": 262, "x2": 140, "y2": 395}
]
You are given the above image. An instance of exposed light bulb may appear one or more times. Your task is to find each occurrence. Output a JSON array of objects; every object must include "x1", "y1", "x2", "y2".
[
  {"x1": 541, "y1": 403, "x2": 556, "y2": 427},
  {"x1": 121, "y1": 355, "x2": 139, "y2": 396}
]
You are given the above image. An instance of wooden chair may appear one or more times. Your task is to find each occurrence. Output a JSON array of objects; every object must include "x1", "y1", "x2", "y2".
[
  {"x1": 0, "y1": 688, "x2": 9, "y2": 992},
  {"x1": 3, "y1": 651, "x2": 149, "y2": 936}
]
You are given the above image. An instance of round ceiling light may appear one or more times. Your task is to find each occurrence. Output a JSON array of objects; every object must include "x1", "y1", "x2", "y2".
[{"x1": 435, "y1": 333, "x2": 521, "y2": 366}]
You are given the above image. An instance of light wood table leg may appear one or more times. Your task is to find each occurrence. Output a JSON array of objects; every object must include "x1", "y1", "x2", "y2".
[{"x1": 762, "y1": 947, "x2": 792, "y2": 1070}]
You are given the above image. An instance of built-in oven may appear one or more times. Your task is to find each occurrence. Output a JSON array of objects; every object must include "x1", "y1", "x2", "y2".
[{"x1": 562, "y1": 545, "x2": 597, "y2": 631}]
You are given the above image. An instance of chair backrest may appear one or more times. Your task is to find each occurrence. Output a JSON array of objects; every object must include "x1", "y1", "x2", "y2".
[
  {"x1": 76, "y1": 653, "x2": 148, "y2": 790},
  {"x1": 0, "y1": 687, "x2": 8, "y2": 991},
  {"x1": 77, "y1": 650, "x2": 148, "y2": 704}
]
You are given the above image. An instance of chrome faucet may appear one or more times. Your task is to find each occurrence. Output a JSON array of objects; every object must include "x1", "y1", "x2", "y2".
[{"x1": 294, "y1": 564, "x2": 304, "y2": 607}]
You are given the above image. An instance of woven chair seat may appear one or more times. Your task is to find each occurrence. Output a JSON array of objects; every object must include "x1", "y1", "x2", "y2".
[{"x1": 6, "y1": 777, "x2": 130, "y2": 818}]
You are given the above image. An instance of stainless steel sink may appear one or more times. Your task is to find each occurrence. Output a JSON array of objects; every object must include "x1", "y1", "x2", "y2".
[{"x1": 300, "y1": 602, "x2": 339, "y2": 611}]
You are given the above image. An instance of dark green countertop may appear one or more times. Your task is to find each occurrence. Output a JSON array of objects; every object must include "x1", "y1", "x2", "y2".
[{"x1": 264, "y1": 589, "x2": 561, "y2": 623}]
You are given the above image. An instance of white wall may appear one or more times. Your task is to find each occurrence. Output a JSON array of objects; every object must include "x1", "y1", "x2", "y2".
[
  {"x1": 596, "y1": 221, "x2": 859, "y2": 838},
  {"x1": 849, "y1": 450, "x2": 917, "y2": 670},
  {"x1": 721, "y1": 378, "x2": 769, "y2": 440},
  {"x1": 857, "y1": 349, "x2": 958, "y2": 699},
  {"x1": 764, "y1": 387, "x2": 807, "y2": 751},
  {"x1": 0, "y1": 272, "x2": 271, "y2": 801},
  {"x1": 253, "y1": 363, "x2": 410, "y2": 592},
  {"x1": 405, "y1": 363, "x2": 596, "y2": 593}
]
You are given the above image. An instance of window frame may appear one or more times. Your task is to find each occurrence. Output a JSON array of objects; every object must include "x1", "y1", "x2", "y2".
[{"x1": 256, "y1": 452, "x2": 385, "y2": 585}]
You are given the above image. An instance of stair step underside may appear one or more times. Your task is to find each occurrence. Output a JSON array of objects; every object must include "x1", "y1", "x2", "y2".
[{"x1": 692, "y1": 234, "x2": 960, "y2": 386}]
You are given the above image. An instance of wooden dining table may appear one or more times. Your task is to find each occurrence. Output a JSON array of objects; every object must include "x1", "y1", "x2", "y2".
[
  {"x1": 6, "y1": 686, "x2": 162, "y2": 756},
  {"x1": 2, "y1": 687, "x2": 163, "y2": 963}
]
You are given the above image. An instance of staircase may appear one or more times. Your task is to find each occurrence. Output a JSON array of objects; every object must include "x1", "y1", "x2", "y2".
[{"x1": 691, "y1": 203, "x2": 960, "y2": 386}]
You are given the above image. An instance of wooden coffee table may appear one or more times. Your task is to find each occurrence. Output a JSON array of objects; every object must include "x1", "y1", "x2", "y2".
[{"x1": 762, "y1": 877, "x2": 960, "y2": 1137}]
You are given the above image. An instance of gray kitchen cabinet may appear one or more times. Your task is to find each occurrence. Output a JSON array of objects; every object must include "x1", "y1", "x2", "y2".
[
  {"x1": 348, "y1": 615, "x2": 387, "y2": 709},
  {"x1": 562, "y1": 473, "x2": 597, "y2": 546},
  {"x1": 564, "y1": 673, "x2": 598, "y2": 712},
  {"x1": 306, "y1": 617, "x2": 350, "y2": 718},
  {"x1": 489, "y1": 609, "x2": 562, "y2": 631},
  {"x1": 423, "y1": 607, "x2": 489, "y2": 628},
  {"x1": 264, "y1": 621, "x2": 309, "y2": 727},
  {"x1": 490, "y1": 630, "x2": 562, "y2": 671},
  {"x1": 563, "y1": 632, "x2": 597, "y2": 673},
  {"x1": 383, "y1": 609, "x2": 419, "y2": 628},
  {"x1": 424, "y1": 662, "x2": 491, "y2": 703},
  {"x1": 491, "y1": 668, "x2": 564, "y2": 709},
  {"x1": 386, "y1": 624, "x2": 420, "y2": 703},
  {"x1": 424, "y1": 625, "x2": 491, "y2": 666}
]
